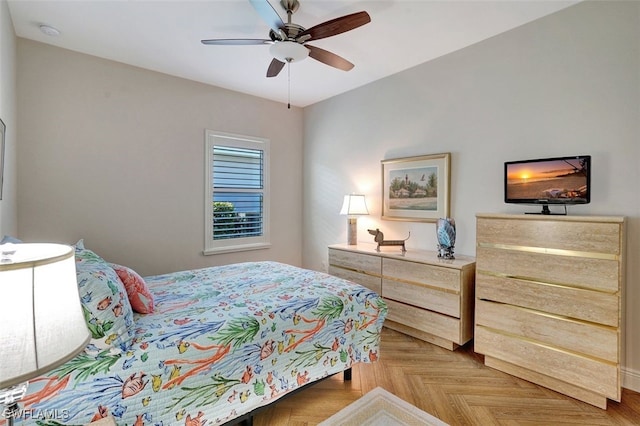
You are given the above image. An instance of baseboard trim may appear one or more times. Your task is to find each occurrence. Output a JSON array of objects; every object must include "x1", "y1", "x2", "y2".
[{"x1": 622, "y1": 367, "x2": 640, "y2": 393}]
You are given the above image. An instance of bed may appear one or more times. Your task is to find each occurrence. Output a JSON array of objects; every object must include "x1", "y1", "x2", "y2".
[{"x1": 13, "y1": 243, "x2": 387, "y2": 425}]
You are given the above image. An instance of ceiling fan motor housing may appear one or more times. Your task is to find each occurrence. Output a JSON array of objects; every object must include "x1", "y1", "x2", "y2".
[{"x1": 269, "y1": 23, "x2": 306, "y2": 42}]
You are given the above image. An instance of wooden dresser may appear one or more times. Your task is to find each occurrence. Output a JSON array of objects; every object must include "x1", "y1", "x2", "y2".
[
  {"x1": 474, "y1": 213, "x2": 625, "y2": 409},
  {"x1": 328, "y1": 243, "x2": 476, "y2": 351}
]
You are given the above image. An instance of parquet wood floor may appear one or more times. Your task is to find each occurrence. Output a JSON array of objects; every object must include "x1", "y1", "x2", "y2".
[{"x1": 254, "y1": 327, "x2": 640, "y2": 425}]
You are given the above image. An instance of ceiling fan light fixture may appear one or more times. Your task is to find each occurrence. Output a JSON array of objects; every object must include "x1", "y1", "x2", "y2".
[{"x1": 269, "y1": 41, "x2": 308, "y2": 63}]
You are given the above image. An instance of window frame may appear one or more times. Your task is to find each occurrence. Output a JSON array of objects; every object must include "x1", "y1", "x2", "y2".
[{"x1": 204, "y1": 130, "x2": 270, "y2": 255}]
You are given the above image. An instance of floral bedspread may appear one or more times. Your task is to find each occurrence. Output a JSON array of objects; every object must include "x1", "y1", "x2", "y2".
[{"x1": 16, "y1": 261, "x2": 387, "y2": 425}]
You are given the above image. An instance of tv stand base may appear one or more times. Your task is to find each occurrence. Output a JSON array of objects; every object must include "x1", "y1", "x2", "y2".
[{"x1": 525, "y1": 205, "x2": 567, "y2": 215}]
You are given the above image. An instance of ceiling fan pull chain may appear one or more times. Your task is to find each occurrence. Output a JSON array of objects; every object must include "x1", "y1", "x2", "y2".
[{"x1": 287, "y1": 61, "x2": 291, "y2": 109}]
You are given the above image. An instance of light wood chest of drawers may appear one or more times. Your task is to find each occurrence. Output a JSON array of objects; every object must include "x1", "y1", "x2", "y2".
[
  {"x1": 328, "y1": 243, "x2": 476, "y2": 351},
  {"x1": 475, "y1": 213, "x2": 625, "y2": 409}
]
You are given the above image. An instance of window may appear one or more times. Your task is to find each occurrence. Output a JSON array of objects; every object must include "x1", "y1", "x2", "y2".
[{"x1": 205, "y1": 130, "x2": 270, "y2": 254}]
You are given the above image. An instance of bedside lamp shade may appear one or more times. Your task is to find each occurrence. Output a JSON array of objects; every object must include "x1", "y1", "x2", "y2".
[
  {"x1": 340, "y1": 194, "x2": 369, "y2": 245},
  {"x1": 0, "y1": 243, "x2": 90, "y2": 399},
  {"x1": 340, "y1": 194, "x2": 369, "y2": 216}
]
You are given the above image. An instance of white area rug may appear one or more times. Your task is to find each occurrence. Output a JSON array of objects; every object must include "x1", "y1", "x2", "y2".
[{"x1": 319, "y1": 387, "x2": 449, "y2": 426}]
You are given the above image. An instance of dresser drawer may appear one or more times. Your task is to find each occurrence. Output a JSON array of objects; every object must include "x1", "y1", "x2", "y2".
[
  {"x1": 476, "y1": 246, "x2": 620, "y2": 293},
  {"x1": 328, "y1": 248, "x2": 381, "y2": 275},
  {"x1": 383, "y1": 278, "x2": 460, "y2": 317},
  {"x1": 385, "y1": 299, "x2": 460, "y2": 343},
  {"x1": 383, "y1": 258, "x2": 461, "y2": 292},
  {"x1": 475, "y1": 326, "x2": 619, "y2": 400},
  {"x1": 329, "y1": 265, "x2": 382, "y2": 295},
  {"x1": 476, "y1": 217, "x2": 622, "y2": 254}
]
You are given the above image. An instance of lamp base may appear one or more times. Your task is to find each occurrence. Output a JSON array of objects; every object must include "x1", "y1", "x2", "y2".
[
  {"x1": 347, "y1": 218, "x2": 358, "y2": 245},
  {"x1": 1, "y1": 382, "x2": 28, "y2": 426}
]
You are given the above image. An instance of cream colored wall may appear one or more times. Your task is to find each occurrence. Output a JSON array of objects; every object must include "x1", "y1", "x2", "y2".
[
  {"x1": 0, "y1": 0, "x2": 17, "y2": 237},
  {"x1": 17, "y1": 39, "x2": 304, "y2": 276},
  {"x1": 302, "y1": 1, "x2": 640, "y2": 391}
]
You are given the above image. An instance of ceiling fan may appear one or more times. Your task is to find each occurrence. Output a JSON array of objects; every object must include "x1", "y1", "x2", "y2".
[{"x1": 201, "y1": 0, "x2": 371, "y2": 78}]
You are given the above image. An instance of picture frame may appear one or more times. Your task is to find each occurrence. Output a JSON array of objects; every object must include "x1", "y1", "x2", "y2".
[
  {"x1": 0, "y1": 118, "x2": 5, "y2": 200},
  {"x1": 381, "y1": 153, "x2": 451, "y2": 222}
]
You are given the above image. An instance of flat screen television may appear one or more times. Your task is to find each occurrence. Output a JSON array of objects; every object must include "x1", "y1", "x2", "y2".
[{"x1": 504, "y1": 155, "x2": 590, "y2": 214}]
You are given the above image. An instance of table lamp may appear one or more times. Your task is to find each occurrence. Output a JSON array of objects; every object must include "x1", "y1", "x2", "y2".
[
  {"x1": 0, "y1": 243, "x2": 90, "y2": 426},
  {"x1": 340, "y1": 194, "x2": 369, "y2": 245}
]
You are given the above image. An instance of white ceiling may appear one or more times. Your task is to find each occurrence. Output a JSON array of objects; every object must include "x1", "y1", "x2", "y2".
[{"x1": 7, "y1": 0, "x2": 579, "y2": 107}]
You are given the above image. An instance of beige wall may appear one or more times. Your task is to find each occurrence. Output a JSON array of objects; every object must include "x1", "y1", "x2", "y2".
[
  {"x1": 303, "y1": 1, "x2": 640, "y2": 390},
  {"x1": 17, "y1": 39, "x2": 304, "y2": 275},
  {"x1": 0, "y1": 0, "x2": 17, "y2": 237}
]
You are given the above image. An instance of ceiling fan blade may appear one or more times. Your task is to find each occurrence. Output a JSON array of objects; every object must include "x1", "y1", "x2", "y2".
[
  {"x1": 249, "y1": 0, "x2": 285, "y2": 35},
  {"x1": 266, "y1": 58, "x2": 286, "y2": 77},
  {"x1": 201, "y1": 39, "x2": 271, "y2": 45},
  {"x1": 306, "y1": 45, "x2": 354, "y2": 71},
  {"x1": 298, "y1": 11, "x2": 370, "y2": 42}
]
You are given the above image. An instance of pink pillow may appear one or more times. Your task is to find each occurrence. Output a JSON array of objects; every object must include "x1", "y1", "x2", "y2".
[{"x1": 110, "y1": 263, "x2": 154, "y2": 314}]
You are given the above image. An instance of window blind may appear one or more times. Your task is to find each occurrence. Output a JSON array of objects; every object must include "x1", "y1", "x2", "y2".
[{"x1": 212, "y1": 146, "x2": 264, "y2": 240}]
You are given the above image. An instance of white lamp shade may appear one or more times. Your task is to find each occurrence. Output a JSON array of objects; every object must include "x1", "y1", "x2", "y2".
[
  {"x1": 269, "y1": 41, "x2": 309, "y2": 63},
  {"x1": 0, "y1": 243, "x2": 90, "y2": 389},
  {"x1": 340, "y1": 194, "x2": 369, "y2": 216}
]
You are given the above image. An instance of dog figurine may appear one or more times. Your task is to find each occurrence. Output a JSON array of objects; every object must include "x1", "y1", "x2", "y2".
[{"x1": 368, "y1": 229, "x2": 410, "y2": 253}]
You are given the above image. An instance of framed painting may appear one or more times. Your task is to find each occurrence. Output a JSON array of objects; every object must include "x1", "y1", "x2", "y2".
[
  {"x1": 0, "y1": 118, "x2": 4, "y2": 200},
  {"x1": 381, "y1": 153, "x2": 451, "y2": 222}
]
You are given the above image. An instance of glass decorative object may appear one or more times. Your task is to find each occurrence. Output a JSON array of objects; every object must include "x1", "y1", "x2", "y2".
[{"x1": 436, "y1": 218, "x2": 456, "y2": 259}]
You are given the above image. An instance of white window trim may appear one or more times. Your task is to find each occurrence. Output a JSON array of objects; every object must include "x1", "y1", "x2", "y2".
[{"x1": 204, "y1": 130, "x2": 270, "y2": 255}]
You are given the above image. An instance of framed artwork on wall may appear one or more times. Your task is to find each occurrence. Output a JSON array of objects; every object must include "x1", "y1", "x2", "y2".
[
  {"x1": 381, "y1": 153, "x2": 451, "y2": 222},
  {"x1": 0, "y1": 118, "x2": 4, "y2": 200}
]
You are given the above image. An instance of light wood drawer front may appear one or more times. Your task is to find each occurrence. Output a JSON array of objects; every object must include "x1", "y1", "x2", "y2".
[
  {"x1": 383, "y1": 278, "x2": 460, "y2": 317},
  {"x1": 385, "y1": 299, "x2": 460, "y2": 343},
  {"x1": 476, "y1": 300, "x2": 618, "y2": 362},
  {"x1": 329, "y1": 266, "x2": 382, "y2": 295},
  {"x1": 475, "y1": 326, "x2": 618, "y2": 399},
  {"x1": 329, "y1": 249, "x2": 381, "y2": 275},
  {"x1": 476, "y1": 247, "x2": 619, "y2": 293},
  {"x1": 476, "y1": 218, "x2": 622, "y2": 254},
  {"x1": 476, "y1": 274, "x2": 619, "y2": 327},
  {"x1": 383, "y1": 258, "x2": 461, "y2": 292}
]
